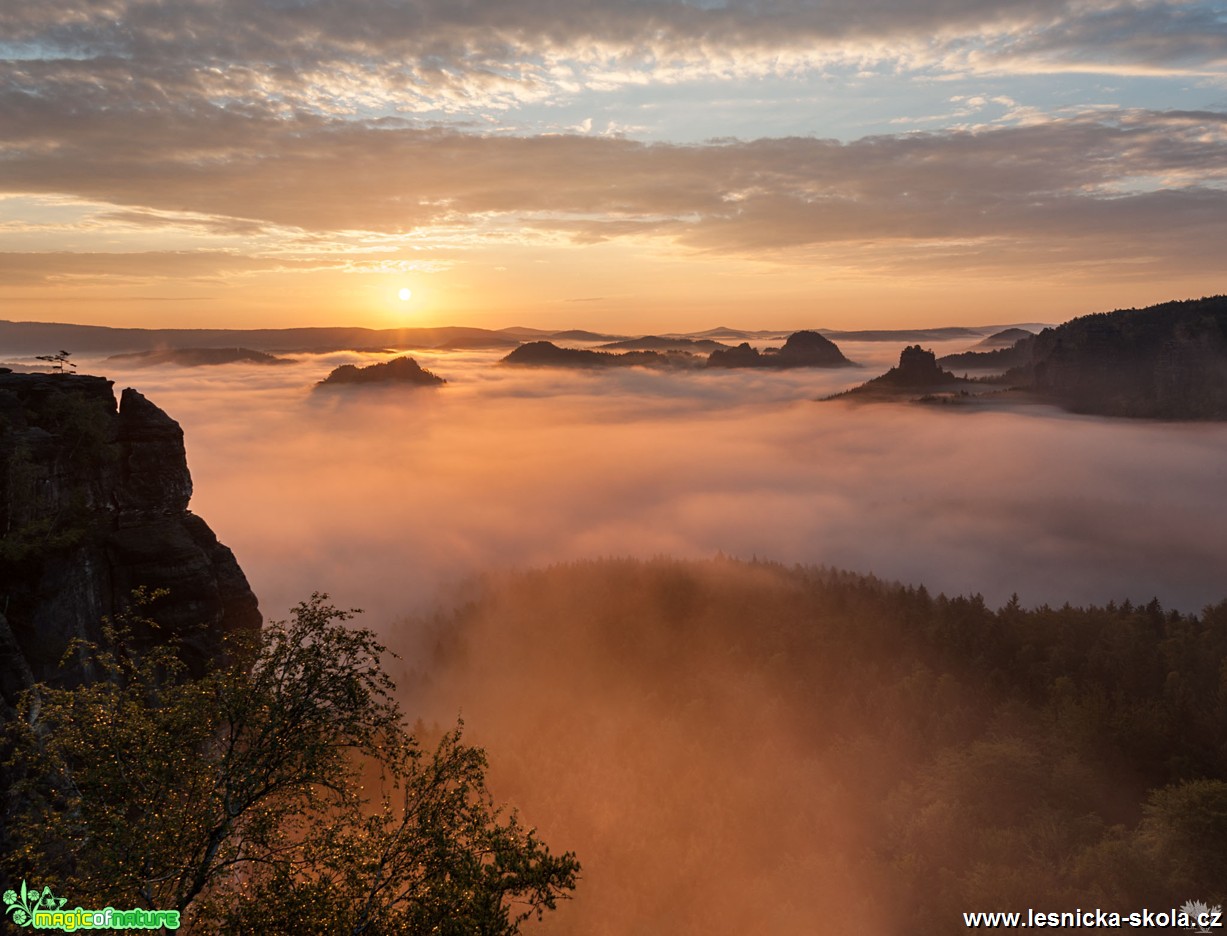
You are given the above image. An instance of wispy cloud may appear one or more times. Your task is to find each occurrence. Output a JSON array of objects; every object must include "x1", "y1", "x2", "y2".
[
  {"x1": 2, "y1": 0, "x2": 1223, "y2": 122},
  {"x1": 2, "y1": 107, "x2": 1224, "y2": 281}
]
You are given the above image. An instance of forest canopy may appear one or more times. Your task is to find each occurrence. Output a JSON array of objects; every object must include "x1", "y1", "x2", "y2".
[
  {"x1": 3, "y1": 592, "x2": 579, "y2": 935},
  {"x1": 409, "y1": 558, "x2": 1227, "y2": 934}
]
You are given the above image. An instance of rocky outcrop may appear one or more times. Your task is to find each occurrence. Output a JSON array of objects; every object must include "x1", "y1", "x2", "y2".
[
  {"x1": 886, "y1": 345, "x2": 958, "y2": 386},
  {"x1": 0, "y1": 373, "x2": 261, "y2": 712},
  {"x1": 705, "y1": 331, "x2": 853, "y2": 369},
  {"x1": 829, "y1": 345, "x2": 971, "y2": 402},
  {"x1": 704, "y1": 342, "x2": 762, "y2": 368},
  {"x1": 317, "y1": 355, "x2": 446, "y2": 387},
  {"x1": 775, "y1": 331, "x2": 853, "y2": 367}
]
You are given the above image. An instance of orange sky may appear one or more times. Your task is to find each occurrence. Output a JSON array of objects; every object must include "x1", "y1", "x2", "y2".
[{"x1": 1, "y1": 1, "x2": 1224, "y2": 332}]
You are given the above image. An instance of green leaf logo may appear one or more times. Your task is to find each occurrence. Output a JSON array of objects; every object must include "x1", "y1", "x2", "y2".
[{"x1": 3, "y1": 879, "x2": 61, "y2": 927}]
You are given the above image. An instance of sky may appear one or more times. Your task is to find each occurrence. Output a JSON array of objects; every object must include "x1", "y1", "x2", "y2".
[{"x1": 1, "y1": 0, "x2": 1225, "y2": 332}]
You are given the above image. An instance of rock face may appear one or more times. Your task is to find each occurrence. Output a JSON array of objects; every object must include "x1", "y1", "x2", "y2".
[
  {"x1": 867, "y1": 345, "x2": 963, "y2": 387},
  {"x1": 0, "y1": 373, "x2": 261, "y2": 713},
  {"x1": 830, "y1": 345, "x2": 970, "y2": 402}
]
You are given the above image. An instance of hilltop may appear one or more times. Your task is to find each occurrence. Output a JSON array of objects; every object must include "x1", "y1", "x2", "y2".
[
  {"x1": 1001, "y1": 295, "x2": 1227, "y2": 418},
  {"x1": 838, "y1": 296, "x2": 1227, "y2": 419},
  {"x1": 316, "y1": 356, "x2": 446, "y2": 388}
]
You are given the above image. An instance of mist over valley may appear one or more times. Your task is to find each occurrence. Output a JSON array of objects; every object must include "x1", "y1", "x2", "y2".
[
  {"x1": 4, "y1": 306, "x2": 1227, "y2": 933},
  {"x1": 74, "y1": 329, "x2": 1227, "y2": 624}
]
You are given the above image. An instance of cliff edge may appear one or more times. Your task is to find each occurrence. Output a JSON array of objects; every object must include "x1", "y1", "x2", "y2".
[{"x1": 0, "y1": 372, "x2": 261, "y2": 714}]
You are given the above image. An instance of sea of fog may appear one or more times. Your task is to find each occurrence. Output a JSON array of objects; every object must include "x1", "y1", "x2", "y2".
[
  {"x1": 90, "y1": 338, "x2": 1227, "y2": 627},
  {"x1": 70, "y1": 339, "x2": 1227, "y2": 935}
]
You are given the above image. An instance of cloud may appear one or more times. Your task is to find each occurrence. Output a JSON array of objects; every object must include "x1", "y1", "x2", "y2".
[
  {"x1": 1, "y1": 0, "x2": 1223, "y2": 136},
  {"x1": 0, "y1": 250, "x2": 274, "y2": 286},
  {"x1": 3, "y1": 2, "x2": 1223, "y2": 294},
  {"x1": 2, "y1": 106, "x2": 1223, "y2": 281}
]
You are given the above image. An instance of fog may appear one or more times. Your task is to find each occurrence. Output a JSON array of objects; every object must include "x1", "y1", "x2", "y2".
[
  {"x1": 81, "y1": 344, "x2": 1227, "y2": 933},
  {"x1": 93, "y1": 340, "x2": 1227, "y2": 625}
]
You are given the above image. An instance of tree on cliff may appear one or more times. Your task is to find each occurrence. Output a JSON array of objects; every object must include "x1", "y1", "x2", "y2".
[
  {"x1": 4, "y1": 592, "x2": 578, "y2": 934},
  {"x1": 34, "y1": 350, "x2": 76, "y2": 373}
]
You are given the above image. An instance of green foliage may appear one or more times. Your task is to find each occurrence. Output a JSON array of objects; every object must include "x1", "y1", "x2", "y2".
[{"x1": 4, "y1": 593, "x2": 578, "y2": 934}]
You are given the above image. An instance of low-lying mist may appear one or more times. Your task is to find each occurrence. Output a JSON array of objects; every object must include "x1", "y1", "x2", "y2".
[
  {"x1": 95, "y1": 341, "x2": 1227, "y2": 624},
  {"x1": 401, "y1": 558, "x2": 1227, "y2": 935},
  {"x1": 85, "y1": 345, "x2": 1227, "y2": 933}
]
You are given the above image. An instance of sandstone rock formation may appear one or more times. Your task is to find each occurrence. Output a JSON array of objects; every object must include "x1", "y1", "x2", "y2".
[
  {"x1": 0, "y1": 373, "x2": 261, "y2": 714},
  {"x1": 886, "y1": 345, "x2": 957, "y2": 386},
  {"x1": 830, "y1": 345, "x2": 971, "y2": 402},
  {"x1": 705, "y1": 330, "x2": 853, "y2": 368}
]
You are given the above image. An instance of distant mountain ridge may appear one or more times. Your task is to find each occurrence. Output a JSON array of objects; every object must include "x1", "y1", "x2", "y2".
[
  {"x1": 106, "y1": 348, "x2": 294, "y2": 367},
  {"x1": 598, "y1": 336, "x2": 732, "y2": 353},
  {"x1": 0, "y1": 321, "x2": 520, "y2": 355},
  {"x1": 972, "y1": 327, "x2": 1035, "y2": 349},
  {"x1": 0, "y1": 319, "x2": 1044, "y2": 358},
  {"x1": 939, "y1": 342, "x2": 1034, "y2": 372},
  {"x1": 501, "y1": 342, "x2": 697, "y2": 369}
]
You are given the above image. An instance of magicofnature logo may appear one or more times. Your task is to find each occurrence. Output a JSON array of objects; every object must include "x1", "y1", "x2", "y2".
[{"x1": 4, "y1": 880, "x2": 180, "y2": 931}]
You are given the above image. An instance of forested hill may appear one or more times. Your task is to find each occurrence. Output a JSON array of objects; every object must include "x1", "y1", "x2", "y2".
[
  {"x1": 417, "y1": 557, "x2": 1227, "y2": 935},
  {"x1": 1005, "y1": 295, "x2": 1227, "y2": 418}
]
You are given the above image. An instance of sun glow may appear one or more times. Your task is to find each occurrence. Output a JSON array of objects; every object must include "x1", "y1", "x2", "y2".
[{"x1": 398, "y1": 287, "x2": 413, "y2": 302}]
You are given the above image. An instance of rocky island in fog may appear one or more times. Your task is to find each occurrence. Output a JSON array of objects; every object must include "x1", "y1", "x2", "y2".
[
  {"x1": 830, "y1": 344, "x2": 973, "y2": 402},
  {"x1": 705, "y1": 330, "x2": 854, "y2": 369},
  {"x1": 839, "y1": 296, "x2": 1227, "y2": 419},
  {"x1": 502, "y1": 331, "x2": 855, "y2": 371},
  {"x1": 317, "y1": 356, "x2": 447, "y2": 388}
]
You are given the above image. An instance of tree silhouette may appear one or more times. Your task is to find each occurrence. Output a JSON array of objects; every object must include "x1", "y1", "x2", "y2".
[{"x1": 35, "y1": 350, "x2": 76, "y2": 373}]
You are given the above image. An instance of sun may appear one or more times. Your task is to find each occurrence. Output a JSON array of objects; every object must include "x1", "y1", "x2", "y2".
[{"x1": 398, "y1": 287, "x2": 413, "y2": 302}]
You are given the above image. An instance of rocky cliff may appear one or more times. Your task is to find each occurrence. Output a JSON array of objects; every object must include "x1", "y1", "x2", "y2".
[{"x1": 0, "y1": 372, "x2": 261, "y2": 716}]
